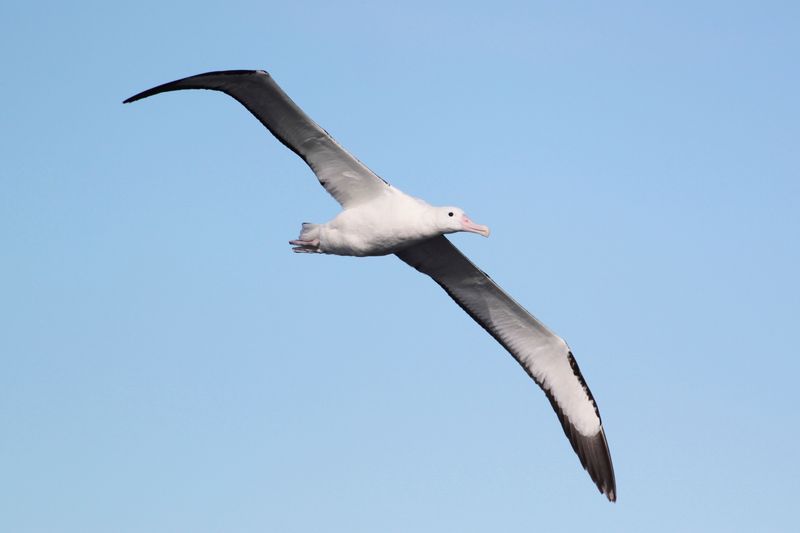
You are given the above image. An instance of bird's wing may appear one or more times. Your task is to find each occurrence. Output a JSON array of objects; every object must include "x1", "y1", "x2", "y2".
[
  {"x1": 396, "y1": 236, "x2": 616, "y2": 501},
  {"x1": 124, "y1": 70, "x2": 389, "y2": 208}
]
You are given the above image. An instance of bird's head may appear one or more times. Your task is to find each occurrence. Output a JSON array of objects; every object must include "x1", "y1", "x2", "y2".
[{"x1": 436, "y1": 207, "x2": 490, "y2": 237}]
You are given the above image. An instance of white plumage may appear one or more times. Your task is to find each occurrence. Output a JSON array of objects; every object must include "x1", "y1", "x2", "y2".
[{"x1": 125, "y1": 69, "x2": 616, "y2": 501}]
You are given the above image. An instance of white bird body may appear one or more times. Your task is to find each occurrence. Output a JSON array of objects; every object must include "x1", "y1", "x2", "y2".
[
  {"x1": 296, "y1": 187, "x2": 488, "y2": 256},
  {"x1": 124, "y1": 69, "x2": 616, "y2": 501}
]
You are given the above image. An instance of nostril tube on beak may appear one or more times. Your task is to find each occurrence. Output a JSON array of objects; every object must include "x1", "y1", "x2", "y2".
[{"x1": 461, "y1": 214, "x2": 491, "y2": 237}]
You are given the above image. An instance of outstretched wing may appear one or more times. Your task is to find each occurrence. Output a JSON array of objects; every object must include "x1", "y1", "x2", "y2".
[
  {"x1": 125, "y1": 70, "x2": 389, "y2": 208},
  {"x1": 396, "y1": 236, "x2": 616, "y2": 501}
]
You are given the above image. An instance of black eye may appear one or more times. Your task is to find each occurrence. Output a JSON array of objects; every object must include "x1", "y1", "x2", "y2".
[{"x1": 448, "y1": 212, "x2": 454, "y2": 217}]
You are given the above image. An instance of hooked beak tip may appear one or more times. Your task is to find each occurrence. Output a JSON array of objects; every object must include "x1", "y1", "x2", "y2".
[{"x1": 462, "y1": 217, "x2": 491, "y2": 237}]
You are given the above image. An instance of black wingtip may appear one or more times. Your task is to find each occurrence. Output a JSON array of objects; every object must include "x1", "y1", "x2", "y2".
[
  {"x1": 540, "y1": 351, "x2": 616, "y2": 502},
  {"x1": 551, "y1": 394, "x2": 617, "y2": 502},
  {"x1": 122, "y1": 69, "x2": 267, "y2": 105},
  {"x1": 123, "y1": 83, "x2": 170, "y2": 104}
]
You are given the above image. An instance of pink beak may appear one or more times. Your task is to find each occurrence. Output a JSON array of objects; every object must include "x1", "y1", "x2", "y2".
[{"x1": 461, "y1": 214, "x2": 490, "y2": 237}]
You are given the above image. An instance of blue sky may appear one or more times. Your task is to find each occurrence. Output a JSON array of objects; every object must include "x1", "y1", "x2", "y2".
[{"x1": 1, "y1": 1, "x2": 798, "y2": 531}]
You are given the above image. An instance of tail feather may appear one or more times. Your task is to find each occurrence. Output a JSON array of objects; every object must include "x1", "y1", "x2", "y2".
[
  {"x1": 289, "y1": 222, "x2": 322, "y2": 253},
  {"x1": 299, "y1": 222, "x2": 320, "y2": 241}
]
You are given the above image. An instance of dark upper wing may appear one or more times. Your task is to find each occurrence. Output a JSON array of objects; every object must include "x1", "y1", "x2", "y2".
[
  {"x1": 124, "y1": 70, "x2": 388, "y2": 208},
  {"x1": 396, "y1": 236, "x2": 616, "y2": 501}
]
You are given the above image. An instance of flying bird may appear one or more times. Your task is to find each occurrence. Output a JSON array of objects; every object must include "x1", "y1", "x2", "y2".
[{"x1": 124, "y1": 70, "x2": 616, "y2": 501}]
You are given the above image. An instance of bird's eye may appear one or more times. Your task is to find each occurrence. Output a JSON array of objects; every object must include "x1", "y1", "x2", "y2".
[{"x1": 448, "y1": 212, "x2": 454, "y2": 217}]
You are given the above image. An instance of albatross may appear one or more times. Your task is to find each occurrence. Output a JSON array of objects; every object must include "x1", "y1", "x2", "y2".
[{"x1": 124, "y1": 69, "x2": 617, "y2": 501}]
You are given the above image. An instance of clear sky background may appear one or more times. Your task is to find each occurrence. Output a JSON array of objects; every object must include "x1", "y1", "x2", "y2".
[{"x1": 2, "y1": 1, "x2": 798, "y2": 532}]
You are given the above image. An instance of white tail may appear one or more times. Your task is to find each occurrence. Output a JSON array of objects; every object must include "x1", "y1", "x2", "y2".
[{"x1": 289, "y1": 223, "x2": 322, "y2": 253}]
